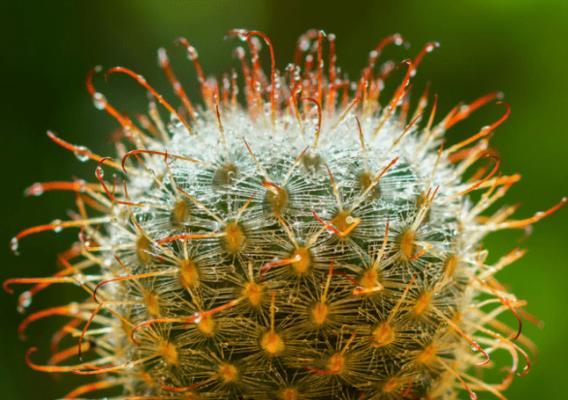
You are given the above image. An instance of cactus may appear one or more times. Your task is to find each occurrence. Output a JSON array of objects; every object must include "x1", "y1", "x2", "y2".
[{"x1": 6, "y1": 30, "x2": 566, "y2": 399}]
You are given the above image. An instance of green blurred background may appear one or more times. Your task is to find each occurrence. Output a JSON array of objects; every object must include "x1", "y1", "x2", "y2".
[{"x1": 1, "y1": 0, "x2": 566, "y2": 398}]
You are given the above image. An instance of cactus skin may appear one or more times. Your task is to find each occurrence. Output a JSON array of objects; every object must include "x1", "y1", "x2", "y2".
[{"x1": 7, "y1": 30, "x2": 567, "y2": 399}]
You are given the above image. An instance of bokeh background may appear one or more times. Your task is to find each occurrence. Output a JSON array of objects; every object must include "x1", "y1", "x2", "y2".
[{"x1": 1, "y1": 0, "x2": 566, "y2": 398}]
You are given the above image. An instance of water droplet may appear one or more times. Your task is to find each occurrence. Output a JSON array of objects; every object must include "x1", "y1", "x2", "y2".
[
  {"x1": 234, "y1": 47, "x2": 245, "y2": 59},
  {"x1": 26, "y1": 183, "x2": 44, "y2": 197},
  {"x1": 51, "y1": 219, "x2": 63, "y2": 233},
  {"x1": 187, "y1": 46, "x2": 198, "y2": 61},
  {"x1": 76, "y1": 179, "x2": 87, "y2": 192},
  {"x1": 123, "y1": 125, "x2": 134, "y2": 139},
  {"x1": 193, "y1": 312, "x2": 202, "y2": 324},
  {"x1": 69, "y1": 302, "x2": 79, "y2": 314},
  {"x1": 167, "y1": 116, "x2": 185, "y2": 136},
  {"x1": 232, "y1": 29, "x2": 248, "y2": 42},
  {"x1": 17, "y1": 291, "x2": 32, "y2": 314},
  {"x1": 10, "y1": 237, "x2": 19, "y2": 255},
  {"x1": 296, "y1": 38, "x2": 310, "y2": 52},
  {"x1": 251, "y1": 36, "x2": 262, "y2": 51},
  {"x1": 92, "y1": 92, "x2": 107, "y2": 110},
  {"x1": 157, "y1": 47, "x2": 168, "y2": 67},
  {"x1": 74, "y1": 146, "x2": 90, "y2": 162}
]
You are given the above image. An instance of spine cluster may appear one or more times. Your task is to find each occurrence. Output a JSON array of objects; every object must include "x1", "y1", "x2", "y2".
[{"x1": 7, "y1": 29, "x2": 566, "y2": 400}]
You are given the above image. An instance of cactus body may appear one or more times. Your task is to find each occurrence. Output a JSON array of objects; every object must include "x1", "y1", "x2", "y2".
[{"x1": 8, "y1": 30, "x2": 566, "y2": 399}]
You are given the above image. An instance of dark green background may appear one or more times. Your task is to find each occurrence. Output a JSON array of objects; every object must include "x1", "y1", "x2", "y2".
[{"x1": 1, "y1": 1, "x2": 566, "y2": 398}]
